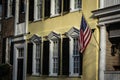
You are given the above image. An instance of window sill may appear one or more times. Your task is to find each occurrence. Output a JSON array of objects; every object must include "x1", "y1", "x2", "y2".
[
  {"x1": 49, "y1": 74, "x2": 58, "y2": 77},
  {"x1": 33, "y1": 19, "x2": 42, "y2": 22},
  {"x1": 69, "y1": 74, "x2": 81, "y2": 78},
  {"x1": 50, "y1": 14, "x2": 61, "y2": 18},
  {"x1": 70, "y1": 8, "x2": 82, "y2": 13},
  {"x1": 5, "y1": 16, "x2": 13, "y2": 19},
  {"x1": 32, "y1": 73, "x2": 41, "y2": 76}
]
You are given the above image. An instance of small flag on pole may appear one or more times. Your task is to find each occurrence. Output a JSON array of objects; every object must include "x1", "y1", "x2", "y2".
[{"x1": 79, "y1": 15, "x2": 92, "y2": 53}]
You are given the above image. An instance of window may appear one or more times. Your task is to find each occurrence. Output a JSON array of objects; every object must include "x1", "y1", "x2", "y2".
[
  {"x1": 48, "y1": 32, "x2": 60, "y2": 76},
  {"x1": 34, "y1": 0, "x2": 42, "y2": 21},
  {"x1": 50, "y1": 0, "x2": 61, "y2": 17},
  {"x1": 67, "y1": 27, "x2": 82, "y2": 76},
  {"x1": 49, "y1": 39, "x2": 59, "y2": 76},
  {"x1": 32, "y1": 42, "x2": 41, "y2": 75},
  {"x1": 7, "y1": 0, "x2": 13, "y2": 17},
  {"x1": 28, "y1": 35, "x2": 42, "y2": 75},
  {"x1": 53, "y1": 40, "x2": 59, "y2": 74},
  {"x1": 73, "y1": 38, "x2": 80, "y2": 74},
  {"x1": 19, "y1": 0, "x2": 25, "y2": 13},
  {"x1": 18, "y1": 48, "x2": 24, "y2": 58},
  {"x1": 4, "y1": 0, "x2": 15, "y2": 17},
  {"x1": 70, "y1": 0, "x2": 81, "y2": 12}
]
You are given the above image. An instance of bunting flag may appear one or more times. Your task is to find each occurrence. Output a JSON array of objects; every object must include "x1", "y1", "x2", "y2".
[{"x1": 79, "y1": 15, "x2": 92, "y2": 53}]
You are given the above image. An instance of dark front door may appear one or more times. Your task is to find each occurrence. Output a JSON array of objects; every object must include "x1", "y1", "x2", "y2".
[{"x1": 17, "y1": 59, "x2": 23, "y2": 80}]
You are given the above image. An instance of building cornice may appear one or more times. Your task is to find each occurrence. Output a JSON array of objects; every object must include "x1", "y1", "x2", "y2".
[{"x1": 92, "y1": 4, "x2": 120, "y2": 18}]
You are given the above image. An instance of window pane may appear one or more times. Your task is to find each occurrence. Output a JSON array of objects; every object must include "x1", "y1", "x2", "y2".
[
  {"x1": 18, "y1": 48, "x2": 24, "y2": 57},
  {"x1": 35, "y1": 42, "x2": 40, "y2": 74},
  {"x1": 55, "y1": 0, "x2": 60, "y2": 14},
  {"x1": 36, "y1": 59, "x2": 40, "y2": 73},
  {"x1": 37, "y1": 0, "x2": 42, "y2": 19},
  {"x1": 73, "y1": 37, "x2": 80, "y2": 74},
  {"x1": 74, "y1": 0, "x2": 81, "y2": 9},
  {"x1": 53, "y1": 40, "x2": 59, "y2": 74}
]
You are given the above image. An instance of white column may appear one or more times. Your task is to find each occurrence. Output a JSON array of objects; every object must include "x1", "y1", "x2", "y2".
[
  {"x1": 99, "y1": 24, "x2": 106, "y2": 80},
  {"x1": 100, "y1": 0, "x2": 104, "y2": 8}
]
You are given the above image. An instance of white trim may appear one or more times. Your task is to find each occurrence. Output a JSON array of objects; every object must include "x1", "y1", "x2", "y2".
[
  {"x1": 7, "y1": 0, "x2": 13, "y2": 17},
  {"x1": 34, "y1": 0, "x2": 42, "y2": 21},
  {"x1": 48, "y1": 32, "x2": 60, "y2": 76},
  {"x1": 100, "y1": 0, "x2": 104, "y2": 8},
  {"x1": 13, "y1": 43, "x2": 26, "y2": 80},
  {"x1": 70, "y1": 0, "x2": 81, "y2": 12},
  {"x1": 50, "y1": 0, "x2": 60, "y2": 17},
  {"x1": 67, "y1": 27, "x2": 80, "y2": 77},
  {"x1": 32, "y1": 42, "x2": 41, "y2": 76},
  {"x1": 99, "y1": 25, "x2": 106, "y2": 80}
]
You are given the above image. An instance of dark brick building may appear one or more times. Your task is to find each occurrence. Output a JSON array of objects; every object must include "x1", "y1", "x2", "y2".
[{"x1": 0, "y1": 0, "x2": 15, "y2": 64}]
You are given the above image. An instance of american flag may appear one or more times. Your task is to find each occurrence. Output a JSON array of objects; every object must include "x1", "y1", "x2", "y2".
[{"x1": 79, "y1": 15, "x2": 92, "y2": 53}]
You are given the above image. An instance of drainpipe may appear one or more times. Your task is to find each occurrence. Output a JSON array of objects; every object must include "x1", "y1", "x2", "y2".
[
  {"x1": 99, "y1": 24, "x2": 106, "y2": 80},
  {"x1": 24, "y1": 0, "x2": 29, "y2": 80}
]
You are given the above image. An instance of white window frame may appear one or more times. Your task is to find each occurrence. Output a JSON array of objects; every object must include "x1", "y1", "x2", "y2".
[
  {"x1": 70, "y1": 0, "x2": 81, "y2": 12},
  {"x1": 32, "y1": 41, "x2": 41, "y2": 76},
  {"x1": 34, "y1": 0, "x2": 42, "y2": 21},
  {"x1": 50, "y1": 0, "x2": 60, "y2": 17},
  {"x1": 49, "y1": 39, "x2": 59, "y2": 76},
  {"x1": 67, "y1": 27, "x2": 81, "y2": 77},
  {"x1": 48, "y1": 32, "x2": 60, "y2": 76},
  {"x1": 7, "y1": 0, "x2": 13, "y2": 17}
]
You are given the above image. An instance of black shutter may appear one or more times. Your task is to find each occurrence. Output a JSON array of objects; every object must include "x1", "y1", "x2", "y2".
[
  {"x1": 59, "y1": 0, "x2": 62, "y2": 14},
  {"x1": 62, "y1": 38, "x2": 69, "y2": 75},
  {"x1": 12, "y1": 0, "x2": 15, "y2": 16},
  {"x1": 44, "y1": 0, "x2": 50, "y2": 18},
  {"x1": 58, "y1": 39, "x2": 61, "y2": 75},
  {"x1": 19, "y1": 0, "x2": 24, "y2": 13},
  {"x1": 4, "y1": 0, "x2": 8, "y2": 17},
  {"x1": 29, "y1": 0, "x2": 34, "y2": 21},
  {"x1": 27, "y1": 43, "x2": 33, "y2": 74},
  {"x1": 0, "y1": 0, "x2": 1, "y2": 4},
  {"x1": 10, "y1": 42, "x2": 14, "y2": 65},
  {"x1": 63, "y1": 0, "x2": 70, "y2": 13},
  {"x1": 42, "y1": 41, "x2": 49, "y2": 75},
  {"x1": 79, "y1": 53, "x2": 83, "y2": 75},
  {"x1": 2, "y1": 38, "x2": 6, "y2": 63}
]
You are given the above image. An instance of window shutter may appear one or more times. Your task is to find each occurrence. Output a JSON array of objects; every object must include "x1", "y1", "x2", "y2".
[
  {"x1": 19, "y1": 0, "x2": 24, "y2": 13},
  {"x1": 12, "y1": 0, "x2": 15, "y2": 16},
  {"x1": 10, "y1": 42, "x2": 14, "y2": 65},
  {"x1": 59, "y1": 0, "x2": 62, "y2": 14},
  {"x1": 4, "y1": 0, "x2": 8, "y2": 17},
  {"x1": 62, "y1": 38, "x2": 69, "y2": 75},
  {"x1": 79, "y1": 53, "x2": 83, "y2": 75},
  {"x1": 29, "y1": 0, "x2": 34, "y2": 21},
  {"x1": 42, "y1": 41, "x2": 49, "y2": 75},
  {"x1": 2, "y1": 38, "x2": 6, "y2": 63},
  {"x1": 27, "y1": 43, "x2": 33, "y2": 74},
  {"x1": 44, "y1": 0, "x2": 50, "y2": 18},
  {"x1": 58, "y1": 39, "x2": 61, "y2": 75},
  {"x1": 63, "y1": 0, "x2": 70, "y2": 13}
]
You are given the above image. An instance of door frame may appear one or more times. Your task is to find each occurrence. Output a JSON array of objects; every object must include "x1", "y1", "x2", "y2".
[{"x1": 12, "y1": 42, "x2": 27, "y2": 80}]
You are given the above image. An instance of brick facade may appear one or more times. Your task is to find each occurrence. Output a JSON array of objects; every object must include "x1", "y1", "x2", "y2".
[{"x1": 0, "y1": 0, "x2": 15, "y2": 63}]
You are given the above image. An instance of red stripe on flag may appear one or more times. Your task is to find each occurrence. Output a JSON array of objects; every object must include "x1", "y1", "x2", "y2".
[{"x1": 79, "y1": 16, "x2": 92, "y2": 53}]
